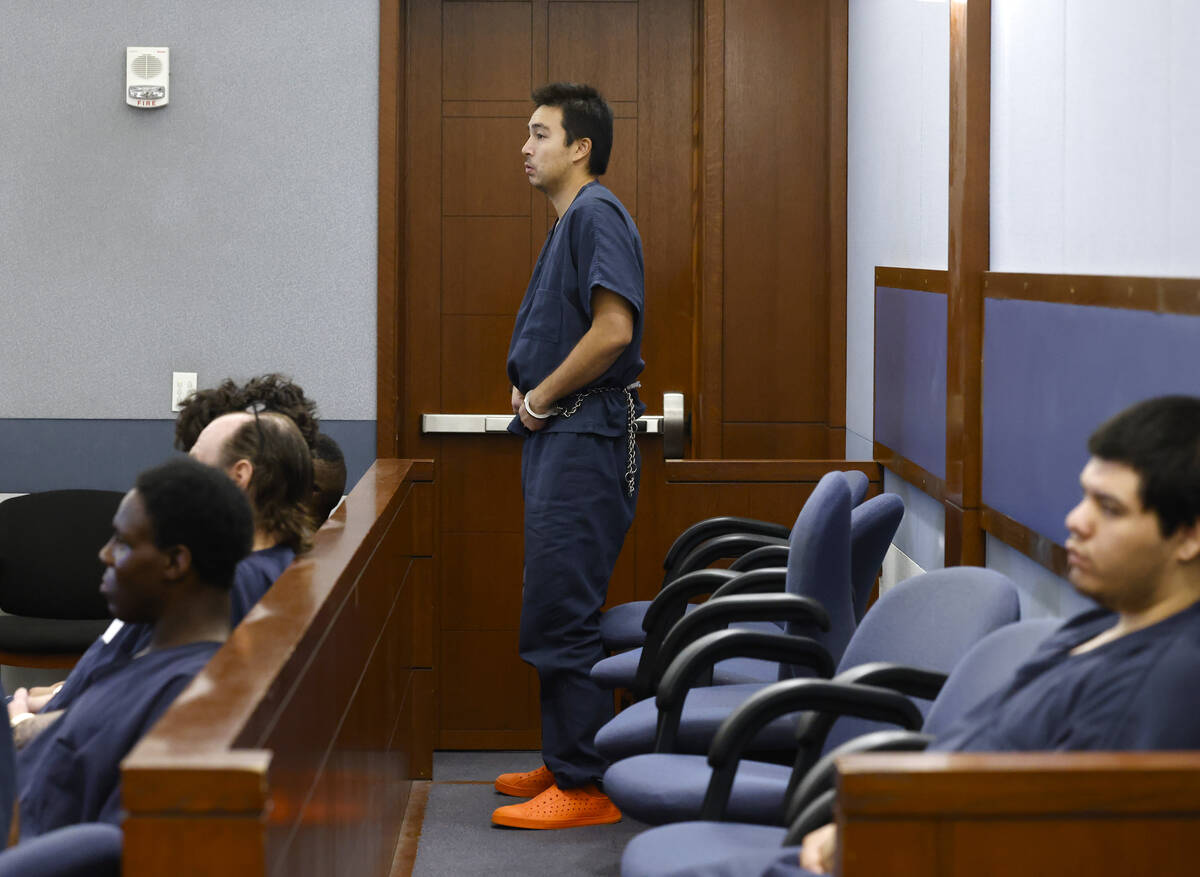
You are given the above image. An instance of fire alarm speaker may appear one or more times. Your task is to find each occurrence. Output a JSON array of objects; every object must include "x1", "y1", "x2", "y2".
[{"x1": 126, "y1": 47, "x2": 169, "y2": 108}]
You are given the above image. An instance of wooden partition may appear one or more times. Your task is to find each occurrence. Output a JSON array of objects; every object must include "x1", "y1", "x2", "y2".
[
  {"x1": 837, "y1": 751, "x2": 1200, "y2": 875},
  {"x1": 121, "y1": 459, "x2": 434, "y2": 877}
]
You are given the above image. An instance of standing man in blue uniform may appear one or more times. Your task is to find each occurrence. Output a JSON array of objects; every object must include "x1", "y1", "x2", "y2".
[{"x1": 492, "y1": 83, "x2": 645, "y2": 830}]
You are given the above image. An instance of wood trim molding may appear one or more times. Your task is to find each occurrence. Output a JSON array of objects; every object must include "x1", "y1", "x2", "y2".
[
  {"x1": 696, "y1": 0, "x2": 725, "y2": 458},
  {"x1": 984, "y1": 271, "x2": 1200, "y2": 316},
  {"x1": 873, "y1": 442, "x2": 946, "y2": 502},
  {"x1": 875, "y1": 267, "x2": 948, "y2": 295},
  {"x1": 945, "y1": 0, "x2": 990, "y2": 563},
  {"x1": 665, "y1": 459, "x2": 881, "y2": 484},
  {"x1": 826, "y1": 0, "x2": 848, "y2": 432},
  {"x1": 981, "y1": 504, "x2": 1069, "y2": 577},
  {"x1": 376, "y1": 0, "x2": 404, "y2": 458}
]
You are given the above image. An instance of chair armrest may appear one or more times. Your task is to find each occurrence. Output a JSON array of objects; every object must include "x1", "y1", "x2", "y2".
[
  {"x1": 728, "y1": 544, "x2": 790, "y2": 572},
  {"x1": 641, "y1": 568, "x2": 743, "y2": 639},
  {"x1": 662, "y1": 516, "x2": 790, "y2": 576},
  {"x1": 709, "y1": 567, "x2": 788, "y2": 598},
  {"x1": 653, "y1": 629, "x2": 835, "y2": 752},
  {"x1": 781, "y1": 729, "x2": 933, "y2": 837},
  {"x1": 698, "y1": 680, "x2": 924, "y2": 820},
  {"x1": 789, "y1": 662, "x2": 946, "y2": 757},
  {"x1": 644, "y1": 593, "x2": 830, "y2": 695},
  {"x1": 667, "y1": 532, "x2": 790, "y2": 583}
]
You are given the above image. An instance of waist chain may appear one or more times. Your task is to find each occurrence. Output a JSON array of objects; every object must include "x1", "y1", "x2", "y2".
[{"x1": 557, "y1": 381, "x2": 641, "y2": 497}]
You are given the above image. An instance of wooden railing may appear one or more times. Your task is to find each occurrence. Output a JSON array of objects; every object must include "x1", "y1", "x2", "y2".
[
  {"x1": 121, "y1": 459, "x2": 434, "y2": 877},
  {"x1": 837, "y1": 751, "x2": 1200, "y2": 875}
]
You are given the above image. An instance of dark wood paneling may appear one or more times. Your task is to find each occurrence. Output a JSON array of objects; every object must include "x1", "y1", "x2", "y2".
[
  {"x1": 944, "y1": 502, "x2": 985, "y2": 567},
  {"x1": 723, "y1": 0, "x2": 830, "y2": 424},
  {"x1": 697, "y1": 0, "x2": 725, "y2": 458},
  {"x1": 875, "y1": 266, "x2": 949, "y2": 294},
  {"x1": 606, "y1": 117, "x2": 639, "y2": 217},
  {"x1": 440, "y1": 532, "x2": 525, "y2": 629},
  {"x1": 442, "y1": 217, "x2": 532, "y2": 314},
  {"x1": 944, "y1": 0, "x2": 990, "y2": 565},
  {"x1": 874, "y1": 441, "x2": 947, "y2": 503},
  {"x1": 981, "y1": 505, "x2": 1070, "y2": 577},
  {"x1": 377, "y1": 0, "x2": 404, "y2": 458},
  {"x1": 984, "y1": 271, "x2": 1200, "y2": 315},
  {"x1": 443, "y1": 117, "x2": 531, "y2": 216},
  {"x1": 442, "y1": 1, "x2": 532, "y2": 100},
  {"x1": 826, "y1": 0, "x2": 848, "y2": 433},
  {"x1": 439, "y1": 629, "x2": 538, "y2": 731},
  {"x1": 437, "y1": 437, "x2": 523, "y2": 532},
  {"x1": 547, "y1": 1, "x2": 639, "y2": 101},
  {"x1": 440, "y1": 314, "x2": 519, "y2": 411},
  {"x1": 722, "y1": 422, "x2": 831, "y2": 459}
]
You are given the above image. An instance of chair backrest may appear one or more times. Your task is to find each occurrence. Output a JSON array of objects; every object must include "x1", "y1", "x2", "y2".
[
  {"x1": 844, "y1": 469, "x2": 870, "y2": 507},
  {"x1": 848, "y1": 493, "x2": 904, "y2": 622},
  {"x1": 0, "y1": 680, "x2": 14, "y2": 846},
  {"x1": 922, "y1": 617, "x2": 1061, "y2": 737},
  {"x1": 821, "y1": 567, "x2": 1022, "y2": 751},
  {"x1": 780, "y1": 471, "x2": 853, "y2": 673},
  {"x1": 0, "y1": 490, "x2": 123, "y2": 618}
]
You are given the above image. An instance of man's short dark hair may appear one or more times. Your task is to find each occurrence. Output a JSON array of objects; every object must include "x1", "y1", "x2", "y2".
[
  {"x1": 311, "y1": 432, "x2": 348, "y2": 522},
  {"x1": 174, "y1": 374, "x2": 320, "y2": 452},
  {"x1": 532, "y1": 82, "x2": 614, "y2": 176},
  {"x1": 221, "y1": 410, "x2": 315, "y2": 553},
  {"x1": 135, "y1": 457, "x2": 254, "y2": 589},
  {"x1": 1088, "y1": 395, "x2": 1200, "y2": 536}
]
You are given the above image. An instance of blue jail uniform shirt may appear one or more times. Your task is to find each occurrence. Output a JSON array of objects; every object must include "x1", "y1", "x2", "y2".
[
  {"x1": 230, "y1": 544, "x2": 296, "y2": 626},
  {"x1": 934, "y1": 600, "x2": 1200, "y2": 751},
  {"x1": 43, "y1": 547, "x2": 295, "y2": 714},
  {"x1": 506, "y1": 180, "x2": 645, "y2": 437},
  {"x1": 16, "y1": 639, "x2": 220, "y2": 838}
]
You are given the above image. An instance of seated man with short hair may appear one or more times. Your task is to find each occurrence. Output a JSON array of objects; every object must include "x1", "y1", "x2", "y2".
[
  {"x1": 795, "y1": 395, "x2": 1200, "y2": 874},
  {"x1": 13, "y1": 457, "x2": 253, "y2": 838}
]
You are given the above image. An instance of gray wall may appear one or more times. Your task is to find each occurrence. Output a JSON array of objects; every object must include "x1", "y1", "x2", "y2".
[{"x1": 1, "y1": 1, "x2": 378, "y2": 489}]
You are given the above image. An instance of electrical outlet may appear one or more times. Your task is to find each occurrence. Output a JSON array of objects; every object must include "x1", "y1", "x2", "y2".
[{"x1": 172, "y1": 371, "x2": 197, "y2": 413}]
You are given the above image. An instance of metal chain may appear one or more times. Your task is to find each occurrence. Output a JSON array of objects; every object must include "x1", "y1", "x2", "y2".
[{"x1": 557, "y1": 383, "x2": 640, "y2": 497}]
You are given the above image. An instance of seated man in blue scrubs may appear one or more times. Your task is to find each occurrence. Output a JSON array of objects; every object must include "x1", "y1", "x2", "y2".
[
  {"x1": 9, "y1": 406, "x2": 313, "y2": 723},
  {"x1": 12, "y1": 456, "x2": 253, "y2": 837},
  {"x1": 795, "y1": 395, "x2": 1200, "y2": 874}
]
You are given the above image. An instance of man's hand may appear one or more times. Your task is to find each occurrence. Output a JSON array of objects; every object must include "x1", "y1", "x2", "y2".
[
  {"x1": 799, "y1": 823, "x2": 838, "y2": 874},
  {"x1": 7, "y1": 688, "x2": 30, "y2": 721},
  {"x1": 518, "y1": 390, "x2": 552, "y2": 432},
  {"x1": 512, "y1": 385, "x2": 524, "y2": 415}
]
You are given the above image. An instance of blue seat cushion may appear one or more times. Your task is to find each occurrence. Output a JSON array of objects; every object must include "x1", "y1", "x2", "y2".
[
  {"x1": 605, "y1": 753, "x2": 791, "y2": 825},
  {"x1": 621, "y1": 821, "x2": 797, "y2": 877}
]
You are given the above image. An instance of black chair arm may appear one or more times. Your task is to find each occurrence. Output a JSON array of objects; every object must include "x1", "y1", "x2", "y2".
[
  {"x1": 781, "y1": 728, "x2": 934, "y2": 835},
  {"x1": 643, "y1": 593, "x2": 830, "y2": 696},
  {"x1": 709, "y1": 567, "x2": 788, "y2": 599},
  {"x1": 790, "y1": 662, "x2": 946, "y2": 757},
  {"x1": 666, "y1": 532, "x2": 789, "y2": 584},
  {"x1": 697, "y1": 680, "x2": 924, "y2": 821},
  {"x1": 640, "y1": 568, "x2": 742, "y2": 639},
  {"x1": 662, "y1": 517, "x2": 790, "y2": 576},
  {"x1": 653, "y1": 629, "x2": 834, "y2": 752},
  {"x1": 727, "y1": 544, "x2": 790, "y2": 572}
]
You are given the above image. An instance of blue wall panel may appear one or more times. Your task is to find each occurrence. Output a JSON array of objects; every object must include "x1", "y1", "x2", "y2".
[
  {"x1": 874, "y1": 287, "x2": 947, "y2": 479},
  {"x1": 983, "y1": 299, "x2": 1200, "y2": 545}
]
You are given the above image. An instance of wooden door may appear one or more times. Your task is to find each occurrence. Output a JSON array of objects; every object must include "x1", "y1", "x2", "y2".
[{"x1": 398, "y1": 0, "x2": 697, "y2": 748}]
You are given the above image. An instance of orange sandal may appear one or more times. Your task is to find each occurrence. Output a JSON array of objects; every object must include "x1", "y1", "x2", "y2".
[{"x1": 491, "y1": 783, "x2": 622, "y2": 829}]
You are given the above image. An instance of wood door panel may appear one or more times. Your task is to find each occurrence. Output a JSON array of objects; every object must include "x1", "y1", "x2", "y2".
[
  {"x1": 722, "y1": 422, "x2": 831, "y2": 459},
  {"x1": 548, "y1": 1, "x2": 640, "y2": 101},
  {"x1": 438, "y1": 437, "x2": 524, "y2": 533},
  {"x1": 442, "y1": 1, "x2": 532, "y2": 100},
  {"x1": 440, "y1": 532, "x2": 525, "y2": 630},
  {"x1": 442, "y1": 216, "x2": 532, "y2": 314},
  {"x1": 441, "y1": 314, "x2": 518, "y2": 411},
  {"x1": 723, "y1": 0, "x2": 831, "y2": 423},
  {"x1": 439, "y1": 629, "x2": 538, "y2": 730},
  {"x1": 606, "y1": 117, "x2": 639, "y2": 216},
  {"x1": 443, "y1": 117, "x2": 531, "y2": 215}
]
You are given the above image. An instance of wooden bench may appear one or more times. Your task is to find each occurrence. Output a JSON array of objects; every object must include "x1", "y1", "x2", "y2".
[
  {"x1": 121, "y1": 459, "x2": 434, "y2": 877},
  {"x1": 837, "y1": 751, "x2": 1200, "y2": 875}
]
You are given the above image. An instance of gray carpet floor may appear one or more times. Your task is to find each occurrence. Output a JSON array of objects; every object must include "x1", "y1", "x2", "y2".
[{"x1": 411, "y1": 751, "x2": 650, "y2": 876}]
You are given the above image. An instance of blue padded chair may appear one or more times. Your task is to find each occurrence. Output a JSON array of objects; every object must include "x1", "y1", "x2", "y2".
[
  {"x1": 591, "y1": 490, "x2": 903, "y2": 697},
  {"x1": 0, "y1": 823, "x2": 123, "y2": 876},
  {"x1": 617, "y1": 618, "x2": 1061, "y2": 877},
  {"x1": 599, "y1": 471, "x2": 871, "y2": 653},
  {"x1": 597, "y1": 567, "x2": 1021, "y2": 782}
]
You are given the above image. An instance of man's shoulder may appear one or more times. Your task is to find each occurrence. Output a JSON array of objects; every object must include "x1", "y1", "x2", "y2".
[{"x1": 571, "y1": 182, "x2": 634, "y2": 224}]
